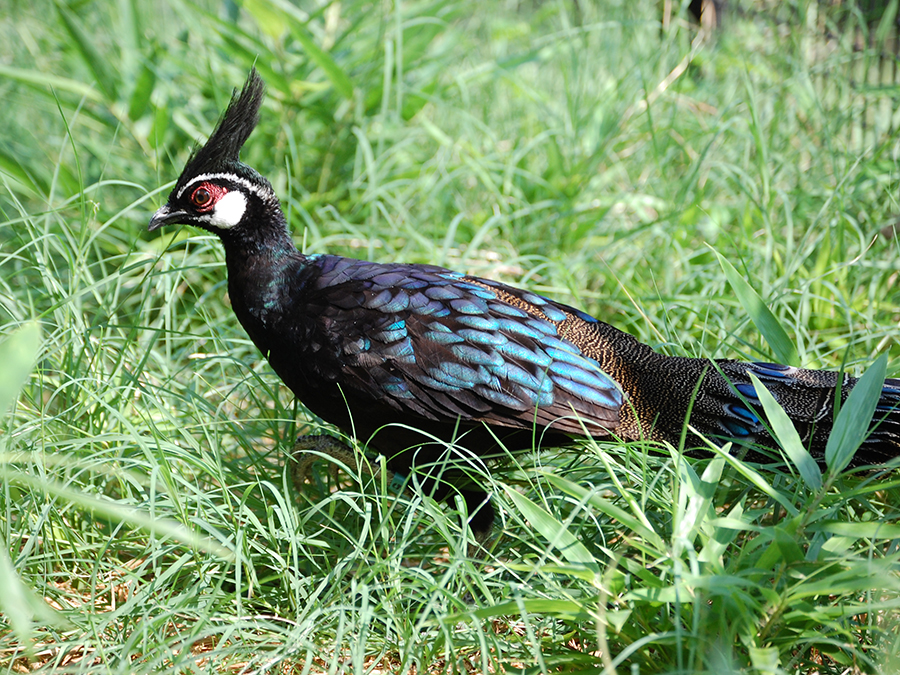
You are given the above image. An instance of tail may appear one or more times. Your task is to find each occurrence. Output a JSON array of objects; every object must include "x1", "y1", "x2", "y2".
[
  {"x1": 684, "y1": 360, "x2": 900, "y2": 463},
  {"x1": 583, "y1": 322, "x2": 900, "y2": 462}
]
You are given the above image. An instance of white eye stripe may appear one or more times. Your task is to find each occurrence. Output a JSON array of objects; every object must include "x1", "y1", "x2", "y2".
[{"x1": 176, "y1": 172, "x2": 269, "y2": 201}]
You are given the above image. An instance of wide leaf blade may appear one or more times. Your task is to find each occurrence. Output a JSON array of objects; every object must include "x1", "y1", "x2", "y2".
[
  {"x1": 715, "y1": 250, "x2": 798, "y2": 365},
  {"x1": 825, "y1": 354, "x2": 887, "y2": 473},
  {"x1": 748, "y1": 372, "x2": 822, "y2": 491},
  {"x1": 0, "y1": 323, "x2": 41, "y2": 419},
  {"x1": 504, "y1": 487, "x2": 599, "y2": 575}
]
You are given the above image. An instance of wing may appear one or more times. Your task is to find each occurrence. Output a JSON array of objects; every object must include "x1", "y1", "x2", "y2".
[{"x1": 305, "y1": 256, "x2": 623, "y2": 436}]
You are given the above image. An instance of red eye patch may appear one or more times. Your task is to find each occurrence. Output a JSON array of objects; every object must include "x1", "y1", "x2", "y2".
[{"x1": 190, "y1": 183, "x2": 228, "y2": 212}]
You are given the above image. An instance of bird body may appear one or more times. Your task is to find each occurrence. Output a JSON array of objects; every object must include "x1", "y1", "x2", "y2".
[{"x1": 150, "y1": 70, "x2": 900, "y2": 542}]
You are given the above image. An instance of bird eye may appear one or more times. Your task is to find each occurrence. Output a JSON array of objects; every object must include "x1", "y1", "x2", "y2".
[{"x1": 191, "y1": 186, "x2": 212, "y2": 207}]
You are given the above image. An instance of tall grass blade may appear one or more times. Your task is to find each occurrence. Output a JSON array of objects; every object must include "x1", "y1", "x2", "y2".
[
  {"x1": 0, "y1": 65, "x2": 102, "y2": 101},
  {"x1": 262, "y1": 0, "x2": 355, "y2": 100},
  {"x1": 748, "y1": 372, "x2": 822, "y2": 491},
  {"x1": 0, "y1": 531, "x2": 60, "y2": 659},
  {"x1": 0, "y1": 323, "x2": 40, "y2": 418},
  {"x1": 543, "y1": 472, "x2": 665, "y2": 552},
  {"x1": 825, "y1": 354, "x2": 888, "y2": 473},
  {"x1": 0, "y1": 469, "x2": 235, "y2": 559},
  {"x1": 503, "y1": 487, "x2": 599, "y2": 574},
  {"x1": 0, "y1": 323, "x2": 51, "y2": 656},
  {"x1": 53, "y1": 0, "x2": 119, "y2": 100},
  {"x1": 715, "y1": 250, "x2": 798, "y2": 365}
]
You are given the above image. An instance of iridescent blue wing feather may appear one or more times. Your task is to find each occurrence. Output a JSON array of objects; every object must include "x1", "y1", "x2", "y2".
[{"x1": 303, "y1": 256, "x2": 623, "y2": 436}]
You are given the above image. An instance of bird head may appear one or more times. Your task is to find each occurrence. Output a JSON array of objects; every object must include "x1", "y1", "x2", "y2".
[{"x1": 149, "y1": 69, "x2": 281, "y2": 236}]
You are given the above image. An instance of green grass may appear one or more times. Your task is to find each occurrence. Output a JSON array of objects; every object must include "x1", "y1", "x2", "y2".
[{"x1": 2, "y1": 0, "x2": 900, "y2": 672}]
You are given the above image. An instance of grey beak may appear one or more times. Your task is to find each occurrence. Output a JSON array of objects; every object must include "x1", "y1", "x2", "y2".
[{"x1": 148, "y1": 205, "x2": 187, "y2": 232}]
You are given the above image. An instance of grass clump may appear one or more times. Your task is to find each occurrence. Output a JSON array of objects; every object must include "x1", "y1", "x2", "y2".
[{"x1": 2, "y1": 0, "x2": 900, "y2": 672}]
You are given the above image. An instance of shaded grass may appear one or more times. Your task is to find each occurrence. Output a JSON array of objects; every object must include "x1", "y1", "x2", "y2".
[{"x1": 2, "y1": 0, "x2": 900, "y2": 672}]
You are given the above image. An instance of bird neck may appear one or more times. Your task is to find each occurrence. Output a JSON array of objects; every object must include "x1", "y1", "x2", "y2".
[
  {"x1": 220, "y1": 206, "x2": 300, "y2": 267},
  {"x1": 219, "y1": 206, "x2": 307, "y2": 320},
  {"x1": 218, "y1": 212, "x2": 312, "y2": 363}
]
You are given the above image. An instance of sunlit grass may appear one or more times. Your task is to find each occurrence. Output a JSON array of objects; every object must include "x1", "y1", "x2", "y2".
[{"x1": 2, "y1": 0, "x2": 900, "y2": 672}]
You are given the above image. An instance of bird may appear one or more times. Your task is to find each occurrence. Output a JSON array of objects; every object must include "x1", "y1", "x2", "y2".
[{"x1": 149, "y1": 70, "x2": 900, "y2": 547}]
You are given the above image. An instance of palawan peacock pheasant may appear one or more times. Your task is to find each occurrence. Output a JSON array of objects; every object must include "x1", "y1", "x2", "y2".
[{"x1": 148, "y1": 70, "x2": 900, "y2": 544}]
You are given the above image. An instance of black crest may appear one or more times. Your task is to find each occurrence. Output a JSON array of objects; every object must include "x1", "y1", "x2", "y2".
[{"x1": 175, "y1": 69, "x2": 266, "y2": 192}]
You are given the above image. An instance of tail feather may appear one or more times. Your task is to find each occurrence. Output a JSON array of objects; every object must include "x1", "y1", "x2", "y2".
[
  {"x1": 866, "y1": 378, "x2": 900, "y2": 462},
  {"x1": 583, "y1": 321, "x2": 900, "y2": 463},
  {"x1": 706, "y1": 362, "x2": 900, "y2": 464}
]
